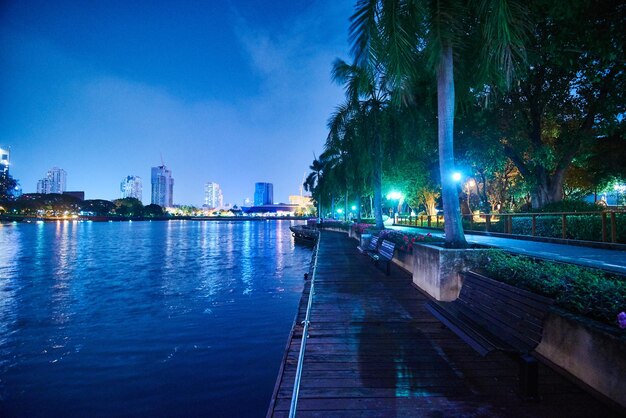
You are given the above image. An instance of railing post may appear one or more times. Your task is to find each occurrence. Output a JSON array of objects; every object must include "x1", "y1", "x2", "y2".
[
  {"x1": 436, "y1": 215, "x2": 440, "y2": 228},
  {"x1": 611, "y1": 212, "x2": 617, "y2": 243},
  {"x1": 507, "y1": 215, "x2": 512, "y2": 234},
  {"x1": 427, "y1": 215, "x2": 431, "y2": 228},
  {"x1": 601, "y1": 212, "x2": 607, "y2": 242},
  {"x1": 469, "y1": 214, "x2": 473, "y2": 231},
  {"x1": 532, "y1": 215, "x2": 536, "y2": 237},
  {"x1": 486, "y1": 214, "x2": 491, "y2": 232},
  {"x1": 562, "y1": 214, "x2": 567, "y2": 239}
]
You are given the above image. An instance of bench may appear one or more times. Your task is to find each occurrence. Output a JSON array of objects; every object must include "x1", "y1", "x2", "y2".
[
  {"x1": 369, "y1": 239, "x2": 395, "y2": 275},
  {"x1": 358, "y1": 235, "x2": 379, "y2": 254},
  {"x1": 426, "y1": 271, "x2": 554, "y2": 398}
]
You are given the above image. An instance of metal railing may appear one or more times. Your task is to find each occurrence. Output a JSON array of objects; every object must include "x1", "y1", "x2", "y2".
[
  {"x1": 396, "y1": 210, "x2": 626, "y2": 244},
  {"x1": 289, "y1": 235, "x2": 321, "y2": 417}
]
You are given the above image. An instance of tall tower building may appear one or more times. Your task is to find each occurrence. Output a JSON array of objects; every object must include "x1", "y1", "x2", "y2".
[
  {"x1": 151, "y1": 165, "x2": 174, "y2": 207},
  {"x1": 37, "y1": 167, "x2": 66, "y2": 194},
  {"x1": 254, "y1": 182, "x2": 273, "y2": 206},
  {"x1": 0, "y1": 146, "x2": 9, "y2": 177},
  {"x1": 204, "y1": 182, "x2": 223, "y2": 209},
  {"x1": 121, "y1": 175, "x2": 142, "y2": 200}
]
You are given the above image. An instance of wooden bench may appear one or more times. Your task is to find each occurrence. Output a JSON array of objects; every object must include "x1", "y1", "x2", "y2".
[
  {"x1": 358, "y1": 235, "x2": 379, "y2": 254},
  {"x1": 369, "y1": 239, "x2": 395, "y2": 275},
  {"x1": 426, "y1": 271, "x2": 554, "y2": 398}
]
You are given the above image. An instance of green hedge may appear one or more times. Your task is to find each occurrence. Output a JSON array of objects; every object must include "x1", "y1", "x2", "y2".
[
  {"x1": 507, "y1": 214, "x2": 626, "y2": 243},
  {"x1": 482, "y1": 250, "x2": 626, "y2": 327}
]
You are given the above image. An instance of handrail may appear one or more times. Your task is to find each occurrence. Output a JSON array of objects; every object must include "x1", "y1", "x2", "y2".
[{"x1": 289, "y1": 233, "x2": 321, "y2": 418}]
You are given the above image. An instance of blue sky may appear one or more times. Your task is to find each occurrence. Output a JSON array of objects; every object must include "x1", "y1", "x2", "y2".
[{"x1": 0, "y1": 0, "x2": 351, "y2": 205}]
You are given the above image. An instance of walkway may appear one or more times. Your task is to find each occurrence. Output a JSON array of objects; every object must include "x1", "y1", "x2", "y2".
[
  {"x1": 391, "y1": 225, "x2": 626, "y2": 275},
  {"x1": 267, "y1": 231, "x2": 620, "y2": 417}
]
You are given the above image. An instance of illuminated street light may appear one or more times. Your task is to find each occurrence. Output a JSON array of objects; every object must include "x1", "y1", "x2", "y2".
[
  {"x1": 336, "y1": 208, "x2": 343, "y2": 214},
  {"x1": 452, "y1": 172, "x2": 462, "y2": 182},
  {"x1": 386, "y1": 191, "x2": 404, "y2": 200},
  {"x1": 351, "y1": 205, "x2": 357, "y2": 211}
]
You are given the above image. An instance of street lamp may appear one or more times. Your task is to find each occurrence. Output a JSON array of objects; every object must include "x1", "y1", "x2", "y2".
[{"x1": 452, "y1": 172, "x2": 462, "y2": 182}]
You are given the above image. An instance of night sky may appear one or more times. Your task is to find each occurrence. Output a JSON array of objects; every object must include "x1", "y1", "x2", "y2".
[{"x1": 0, "y1": 0, "x2": 351, "y2": 206}]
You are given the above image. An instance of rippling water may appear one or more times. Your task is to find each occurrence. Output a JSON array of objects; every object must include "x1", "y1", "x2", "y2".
[{"x1": 0, "y1": 220, "x2": 311, "y2": 417}]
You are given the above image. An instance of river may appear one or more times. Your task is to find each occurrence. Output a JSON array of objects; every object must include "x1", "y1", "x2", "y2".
[{"x1": 0, "y1": 220, "x2": 311, "y2": 417}]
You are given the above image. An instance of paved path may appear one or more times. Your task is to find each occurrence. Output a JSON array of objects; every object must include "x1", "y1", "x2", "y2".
[
  {"x1": 267, "y1": 231, "x2": 619, "y2": 417},
  {"x1": 391, "y1": 225, "x2": 626, "y2": 275}
]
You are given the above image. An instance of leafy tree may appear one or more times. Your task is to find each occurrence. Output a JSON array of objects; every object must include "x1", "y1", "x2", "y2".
[
  {"x1": 80, "y1": 199, "x2": 116, "y2": 216},
  {"x1": 0, "y1": 173, "x2": 17, "y2": 201},
  {"x1": 113, "y1": 197, "x2": 143, "y2": 217},
  {"x1": 143, "y1": 204, "x2": 165, "y2": 218},
  {"x1": 486, "y1": 1, "x2": 626, "y2": 208}
]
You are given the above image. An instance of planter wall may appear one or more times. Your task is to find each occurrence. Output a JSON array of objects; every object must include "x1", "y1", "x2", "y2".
[
  {"x1": 411, "y1": 244, "x2": 489, "y2": 301},
  {"x1": 536, "y1": 311, "x2": 626, "y2": 408},
  {"x1": 392, "y1": 250, "x2": 415, "y2": 273}
]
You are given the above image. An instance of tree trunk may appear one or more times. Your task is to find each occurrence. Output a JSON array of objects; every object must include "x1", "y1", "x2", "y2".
[
  {"x1": 373, "y1": 128, "x2": 384, "y2": 229},
  {"x1": 437, "y1": 46, "x2": 467, "y2": 247},
  {"x1": 356, "y1": 194, "x2": 362, "y2": 222}
]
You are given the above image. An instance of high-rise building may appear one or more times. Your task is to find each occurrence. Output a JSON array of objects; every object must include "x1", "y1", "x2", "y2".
[
  {"x1": 254, "y1": 182, "x2": 273, "y2": 205},
  {"x1": 37, "y1": 167, "x2": 66, "y2": 194},
  {"x1": 204, "y1": 182, "x2": 223, "y2": 209},
  {"x1": 0, "y1": 146, "x2": 9, "y2": 177},
  {"x1": 121, "y1": 175, "x2": 142, "y2": 200},
  {"x1": 151, "y1": 165, "x2": 174, "y2": 207}
]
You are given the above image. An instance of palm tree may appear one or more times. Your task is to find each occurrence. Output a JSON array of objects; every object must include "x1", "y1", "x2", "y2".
[
  {"x1": 350, "y1": 0, "x2": 530, "y2": 247},
  {"x1": 331, "y1": 58, "x2": 390, "y2": 228},
  {"x1": 304, "y1": 155, "x2": 326, "y2": 222},
  {"x1": 326, "y1": 102, "x2": 372, "y2": 222}
]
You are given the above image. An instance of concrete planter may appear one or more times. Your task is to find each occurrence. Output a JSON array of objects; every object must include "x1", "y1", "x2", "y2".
[
  {"x1": 536, "y1": 311, "x2": 626, "y2": 408},
  {"x1": 411, "y1": 244, "x2": 489, "y2": 301},
  {"x1": 392, "y1": 249, "x2": 415, "y2": 273}
]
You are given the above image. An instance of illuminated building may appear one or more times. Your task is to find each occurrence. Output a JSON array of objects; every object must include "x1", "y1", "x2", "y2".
[
  {"x1": 151, "y1": 165, "x2": 174, "y2": 207},
  {"x1": 37, "y1": 167, "x2": 66, "y2": 194},
  {"x1": 0, "y1": 146, "x2": 9, "y2": 176},
  {"x1": 121, "y1": 175, "x2": 142, "y2": 200},
  {"x1": 204, "y1": 182, "x2": 223, "y2": 209},
  {"x1": 254, "y1": 182, "x2": 273, "y2": 206}
]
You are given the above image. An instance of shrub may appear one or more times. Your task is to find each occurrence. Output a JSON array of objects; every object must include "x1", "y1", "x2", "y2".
[
  {"x1": 376, "y1": 229, "x2": 443, "y2": 253},
  {"x1": 532, "y1": 200, "x2": 601, "y2": 213},
  {"x1": 319, "y1": 219, "x2": 351, "y2": 230},
  {"x1": 509, "y1": 213, "x2": 626, "y2": 243},
  {"x1": 481, "y1": 250, "x2": 626, "y2": 327}
]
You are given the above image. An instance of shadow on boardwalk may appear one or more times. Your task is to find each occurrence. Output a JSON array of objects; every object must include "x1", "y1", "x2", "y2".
[{"x1": 268, "y1": 231, "x2": 621, "y2": 417}]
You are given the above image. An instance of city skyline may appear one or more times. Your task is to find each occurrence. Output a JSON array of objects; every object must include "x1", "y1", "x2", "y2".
[{"x1": 1, "y1": 1, "x2": 350, "y2": 206}]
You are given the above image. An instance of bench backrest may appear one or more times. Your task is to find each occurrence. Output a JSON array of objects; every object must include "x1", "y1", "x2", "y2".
[
  {"x1": 378, "y1": 240, "x2": 395, "y2": 260},
  {"x1": 367, "y1": 235, "x2": 379, "y2": 251},
  {"x1": 458, "y1": 271, "x2": 553, "y2": 352}
]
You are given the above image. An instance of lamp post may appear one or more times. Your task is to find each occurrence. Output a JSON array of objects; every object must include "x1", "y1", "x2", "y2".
[{"x1": 386, "y1": 191, "x2": 404, "y2": 223}]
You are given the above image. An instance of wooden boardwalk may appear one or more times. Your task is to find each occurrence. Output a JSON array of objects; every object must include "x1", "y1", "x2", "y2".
[{"x1": 267, "y1": 231, "x2": 620, "y2": 417}]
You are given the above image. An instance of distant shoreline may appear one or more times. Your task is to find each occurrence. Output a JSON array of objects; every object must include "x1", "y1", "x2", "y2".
[{"x1": 0, "y1": 215, "x2": 309, "y2": 223}]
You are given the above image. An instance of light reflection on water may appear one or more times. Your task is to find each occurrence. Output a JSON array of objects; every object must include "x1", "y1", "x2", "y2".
[{"x1": 0, "y1": 220, "x2": 310, "y2": 417}]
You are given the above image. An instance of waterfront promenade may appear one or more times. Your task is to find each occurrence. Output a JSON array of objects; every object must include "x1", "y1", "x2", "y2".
[{"x1": 267, "y1": 231, "x2": 620, "y2": 417}]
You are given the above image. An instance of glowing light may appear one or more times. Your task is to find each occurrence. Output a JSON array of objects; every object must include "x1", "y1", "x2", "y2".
[
  {"x1": 452, "y1": 172, "x2": 462, "y2": 182},
  {"x1": 386, "y1": 191, "x2": 404, "y2": 200},
  {"x1": 336, "y1": 208, "x2": 343, "y2": 214}
]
